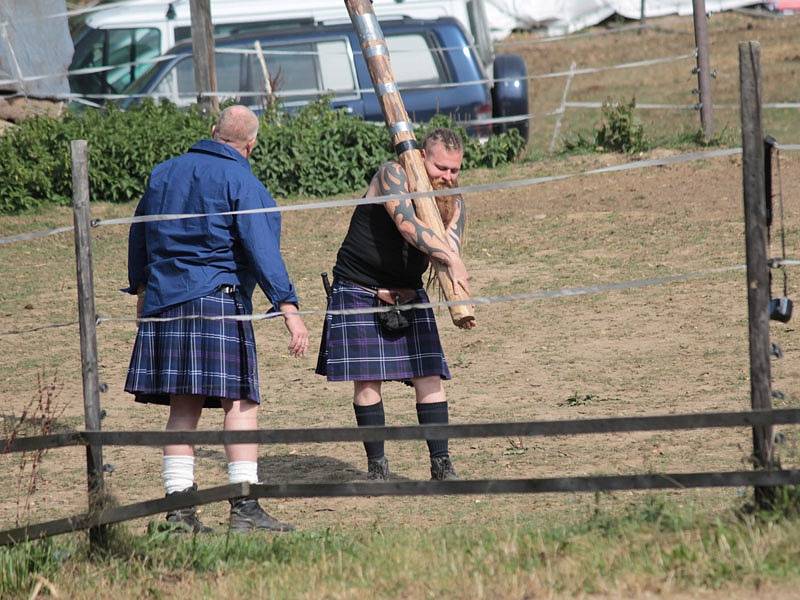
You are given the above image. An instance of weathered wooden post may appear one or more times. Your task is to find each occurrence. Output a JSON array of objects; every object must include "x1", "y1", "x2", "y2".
[
  {"x1": 692, "y1": 0, "x2": 715, "y2": 141},
  {"x1": 189, "y1": 0, "x2": 219, "y2": 115},
  {"x1": 343, "y1": 0, "x2": 474, "y2": 326},
  {"x1": 739, "y1": 42, "x2": 775, "y2": 509},
  {"x1": 71, "y1": 140, "x2": 107, "y2": 546}
]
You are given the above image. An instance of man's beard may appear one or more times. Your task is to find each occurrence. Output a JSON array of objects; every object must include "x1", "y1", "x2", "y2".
[{"x1": 431, "y1": 178, "x2": 457, "y2": 227}]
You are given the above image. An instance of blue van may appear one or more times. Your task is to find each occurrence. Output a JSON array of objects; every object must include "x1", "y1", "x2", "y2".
[{"x1": 120, "y1": 17, "x2": 529, "y2": 140}]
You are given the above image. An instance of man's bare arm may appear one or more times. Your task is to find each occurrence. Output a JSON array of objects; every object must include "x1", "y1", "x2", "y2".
[
  {"x1": 377, "y1": 162, "x2": 456, "y2": 264},
  {"x1": 446, "y1": 196, "x2": 466, "y2": 255}
]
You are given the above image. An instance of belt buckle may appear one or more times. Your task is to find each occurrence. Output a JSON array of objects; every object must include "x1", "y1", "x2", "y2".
[{"x1": 219, "y1": 284, "x2": 236, "y2": 295}]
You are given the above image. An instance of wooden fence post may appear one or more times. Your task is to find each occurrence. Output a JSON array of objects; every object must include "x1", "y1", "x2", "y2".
[
  {"x1": 189, "y1": 0, "x2": 219, "y2": 115},
  {"x1": 739, "y1": 42, "x2": 775, "y2": 509},
  {"x1": 549, "y1": 61, "x2": 577, "y2": 153},
  {"x1": 692, "y1": 0, "x2": 715, "y2": 141},
  {"x1": 71, "y1": 140, "x2": 107, "y2": 546}
]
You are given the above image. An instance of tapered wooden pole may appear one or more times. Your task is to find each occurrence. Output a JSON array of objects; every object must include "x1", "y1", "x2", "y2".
[
  {"x1": 71, "y1": 140, "x2": 107, "y2": 547},
  {"x1": 344, "y1": 0, "x2": 474, "y2": 327},
  {"x1": 739, "y1": 42, "x2": 775, "y2": 509}
]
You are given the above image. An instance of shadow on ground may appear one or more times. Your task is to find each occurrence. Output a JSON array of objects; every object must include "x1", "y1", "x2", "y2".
[{"x1": 193, "y1": 449, "x2": 413, "y2": 483}]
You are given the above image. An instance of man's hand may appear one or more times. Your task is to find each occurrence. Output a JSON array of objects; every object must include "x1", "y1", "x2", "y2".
[
  {"x1": 279, "y1": 303, "x2": 309, "y2": 357},
  {"x1": 443, "y1": 254, "x2": 477, "y2": 330}
]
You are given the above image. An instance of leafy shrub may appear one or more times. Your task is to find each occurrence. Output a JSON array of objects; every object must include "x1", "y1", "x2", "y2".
[
  {"x1": 0, "y1": 100, "x2": 525, "y2": 215},
  {"x1": 594, "y1": 98, "x2": 648, "y2": 154}
]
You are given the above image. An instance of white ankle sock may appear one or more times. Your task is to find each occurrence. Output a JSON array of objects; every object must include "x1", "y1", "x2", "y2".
[
  {"x1": 162, "y1": 455, "x2": 194, "y2": 495},
  {"x1": 228, "y1": 461, "x2": 259, "y2": 485}
]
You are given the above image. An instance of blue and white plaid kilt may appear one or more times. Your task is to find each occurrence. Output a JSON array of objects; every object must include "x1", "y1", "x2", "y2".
[
  {"x1": 125, "y1": 289, "x2": 260, "y2": 408},
  {"x1": 315, "y1": 279, "x2": 451, "y2": 382}
]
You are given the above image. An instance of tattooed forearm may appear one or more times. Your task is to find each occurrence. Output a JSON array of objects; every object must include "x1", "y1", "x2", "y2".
[
  {"x1": 376, "y1": 162, "x2": 453, "y2": 263},
  {"x1": 391, "y1": 197, "x2": 451, "y2": 261}
]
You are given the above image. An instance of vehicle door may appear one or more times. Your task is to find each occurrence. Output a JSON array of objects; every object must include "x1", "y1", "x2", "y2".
[
  {"x1": 148, "y1": 50, "x2": 250, "y2": 107},
  {"x1": 353, "y1": 27, "x2": 488, "y2": 126}
]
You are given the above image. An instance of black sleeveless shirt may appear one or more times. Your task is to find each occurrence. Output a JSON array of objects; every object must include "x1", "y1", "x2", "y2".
[{"x1": 333, "y1": 202, "x2": 429, "y2": 289}]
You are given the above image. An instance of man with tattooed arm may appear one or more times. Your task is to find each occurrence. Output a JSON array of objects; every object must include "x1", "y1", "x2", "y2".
[{"x1": 316, "y1": 128, "x2": 474, "y2": 481}]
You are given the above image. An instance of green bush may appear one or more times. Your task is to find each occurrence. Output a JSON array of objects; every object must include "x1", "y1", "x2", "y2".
[
  {"x1": 594, "y1": 98, "x2": 648, "y2": 154},
  {"x1": 0, "y1": 100, "x2": 525, "y2": 215}
]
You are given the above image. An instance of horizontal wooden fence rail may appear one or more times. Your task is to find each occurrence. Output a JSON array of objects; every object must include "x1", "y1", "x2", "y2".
[
  {"x1": 3, "y1": 470, "x2": 800, "y2": 547},
  {"x1": 4, "y1": 409, "x2": 800, "y2": 454}
]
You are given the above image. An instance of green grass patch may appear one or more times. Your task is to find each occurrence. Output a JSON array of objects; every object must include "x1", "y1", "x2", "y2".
[{"x1": 4, "y1": 496, "x2": 800, "y2": 598}]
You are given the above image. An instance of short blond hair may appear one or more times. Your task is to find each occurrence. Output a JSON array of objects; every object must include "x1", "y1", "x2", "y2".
[{"x1": 423, "y1": 128, "x2": 463, "y2": 153}]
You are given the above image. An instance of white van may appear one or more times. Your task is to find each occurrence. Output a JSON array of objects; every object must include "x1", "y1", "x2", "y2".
[{"x1": 69, "y1": 0, "x2": 494, "y2": 95}]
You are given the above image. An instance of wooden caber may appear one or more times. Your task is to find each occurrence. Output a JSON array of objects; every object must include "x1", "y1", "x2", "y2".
[{"x1": 344, "y1": 0, "x2": 475, "y2": 327}]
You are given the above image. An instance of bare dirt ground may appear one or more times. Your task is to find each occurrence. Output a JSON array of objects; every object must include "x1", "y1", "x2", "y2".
[
  {"x1": 1, "y1": 10, "x2": 799, "y2": 597},
  {"x1": 2, "y1": 146, "x2": 798, "y2": 536}
]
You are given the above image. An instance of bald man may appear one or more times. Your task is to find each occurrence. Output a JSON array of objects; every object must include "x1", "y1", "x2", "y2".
[{"x1": 125, "y1": 105, "x2": 308, "y2": 534}]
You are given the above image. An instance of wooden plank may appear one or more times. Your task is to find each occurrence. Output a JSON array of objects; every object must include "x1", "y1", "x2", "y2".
[
  {"x1": 344, "y1": 0, "x2": 474, "y2": 327},
  {"x1": 189, "y1": 0, "x2": 218, "y2": 115},
  {"x1": 70, "y1": 140, "x2": 106, "y2": 547},
  {"x1": 692, "y1": 0, "x2": 715, "y2": 140},
  {"x1": 4, "y1": 409, "x2": 800, "y2": 453},
  {"x1": 5, "y1": 470, "x2": 800, "y2": 546},
  {"x1": 0, "y1": 483, "x2": 249, "y2": 546},
  {"x1": 249, "y1": 470, "x2": 800, "y2": 498},
  {"x1": 739, "y1": 41, "x2": 775, "y2": 509}
]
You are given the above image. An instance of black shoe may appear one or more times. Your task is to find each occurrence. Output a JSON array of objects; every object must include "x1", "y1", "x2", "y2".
[
  {"x1": 430, "y1": 456, "x2": 459, "y2": 481},
  {"x1": 229, "y1": 497, "x2": 295, "y2": 533},
  {"x1": 164, "y1": 485, "x2": 213, "y2": 534},
  {"x1": 367, "y1": 456, "x2": 390, "y2": 481}
]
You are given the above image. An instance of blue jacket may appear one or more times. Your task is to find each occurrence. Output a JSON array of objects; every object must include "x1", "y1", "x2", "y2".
[{"x1": 126, "y1": 140, "x2": 298, "y2": 316}]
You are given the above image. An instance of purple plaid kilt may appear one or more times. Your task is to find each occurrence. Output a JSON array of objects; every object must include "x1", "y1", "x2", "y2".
[
  {"x1": 315, "y1": 279, "x2": 451, "y2": 382},
  {"x1": 125, "y1": 289, "x2": 260, "y2": 408}
]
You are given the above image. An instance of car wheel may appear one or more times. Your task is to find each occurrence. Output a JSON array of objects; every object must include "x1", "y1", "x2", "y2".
[{"x1": 491, "y1": 53, "x2": 530, "y2": 142}]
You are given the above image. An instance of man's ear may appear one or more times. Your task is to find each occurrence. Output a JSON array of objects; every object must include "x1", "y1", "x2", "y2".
[{"x1": 211, "y1": 125, "x2": 217, "y2": 138}]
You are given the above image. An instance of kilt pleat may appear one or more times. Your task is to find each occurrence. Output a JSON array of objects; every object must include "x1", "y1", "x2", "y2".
[
  {"x1": 316, "y1": 280, "x2": 451, "y2": 382},
  {"x1": 125, "y1": 290, "x2": 260, "y2": 408}
]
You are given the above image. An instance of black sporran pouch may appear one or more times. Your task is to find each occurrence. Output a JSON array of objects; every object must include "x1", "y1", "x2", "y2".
[{"x1": 377, "y1": 301, "x2": 411, "y2": 334}]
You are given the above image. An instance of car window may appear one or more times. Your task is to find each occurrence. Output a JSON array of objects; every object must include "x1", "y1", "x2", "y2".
[
  {"x1": 149, "y1": 38, "x2": 357, "y2": 107},
  {"x1": 386, "y1": 34, "x2": 443, "y2": 85},
  {"x1": 317, "y1": 40, "x2": 356, "y2": 92},
  {"x1": 260, "y1": 43, "x2": 319, "y2": 99},
  {"x1": 157, "y1": 53, "x2": 246, "y2": 106},
  {"x1": 70, "y1": 26, "x2": 160, "y2": 94}
]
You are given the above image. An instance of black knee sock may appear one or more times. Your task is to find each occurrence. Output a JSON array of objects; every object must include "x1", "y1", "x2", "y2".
[
  {"x1": 353, "y1": 402, "x2": 385, "y2": 460},
  {"x1": 416, "y1": 401, "x2": 449, "y2": 459}
]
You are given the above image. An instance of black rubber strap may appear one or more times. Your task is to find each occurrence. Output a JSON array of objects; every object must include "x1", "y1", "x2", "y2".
[{"x1": 393, "y1": 139, "x2": 419, "y2": 156}]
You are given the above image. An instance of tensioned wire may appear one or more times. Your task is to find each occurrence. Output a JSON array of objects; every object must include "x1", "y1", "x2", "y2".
[
  {"x1": 3, "y1": 260, "x2": 799, "y2": 337},
  {"x1": 36, "y1": 53, "x2": 697, "y2": 101},
  {"x1": 6, "y1": 145, "x2": 800, "y2": 246}
]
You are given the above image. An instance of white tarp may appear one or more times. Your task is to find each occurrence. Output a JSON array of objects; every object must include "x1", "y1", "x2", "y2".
[
  {"x1": 0, "y1": 0, "x2": 73, "y2": 96},
  {"x1": 484, "y1": 0, "x2": 762, "y2": 37}
]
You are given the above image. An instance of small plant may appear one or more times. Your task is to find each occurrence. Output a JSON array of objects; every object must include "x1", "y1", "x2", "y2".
[
  {"x1": 594, "y1": 98, "x2": 648, "y2": 154},
  {"x1": 560, "y1": 392, "x2": 598, "y2": 407},
  {"x1": 1, "y1": 371, "x2": 67, "y2": 525}
]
